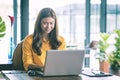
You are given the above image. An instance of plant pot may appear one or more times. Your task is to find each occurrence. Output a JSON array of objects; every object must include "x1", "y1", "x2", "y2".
[
  {"x1": 109, "y1": 66, "x2": 120, "y2": 76},
  {"x1": 99, "y1": 60, "x2": 110, "y2": 73}
]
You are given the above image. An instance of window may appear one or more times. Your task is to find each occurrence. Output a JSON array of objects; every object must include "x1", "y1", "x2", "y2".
[
  {"x1": 89, "y1": 0, "x2": 101, "y2": 70},
  {"x1": 29, "y1": 0, "x2": 85, "y2": 49},
  {"x1": 29, "y1": 0, "x2": 87, "y2": 68},
  {"x1": 107, "y1": 0, "x2": 120, "y2": 32},
  {"x1": 0, "y1": 0, "x2": 14, "y2": 60},
  {"x1": 1, "y1": 0, "x2": 120, "y2": 70}
]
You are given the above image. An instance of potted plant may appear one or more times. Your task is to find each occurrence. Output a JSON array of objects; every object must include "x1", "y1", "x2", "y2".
[
  {"x1": 0, "y1": 16, "x2": 6, "y2": 39},
  {"x1": 108, "y1": 29, "x2": 120, "y2": 76},
  {"x1": 96, "y1": 33, "x2": 111, "y2": 72}
]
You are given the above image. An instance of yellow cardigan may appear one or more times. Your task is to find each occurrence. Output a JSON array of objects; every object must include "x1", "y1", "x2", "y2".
[{"x1": 22, "y1": 35, "x2": 66, "y2": 71}]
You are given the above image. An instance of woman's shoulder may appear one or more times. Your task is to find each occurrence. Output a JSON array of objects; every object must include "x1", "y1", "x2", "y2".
[
  {"x1": 58, "y1": 36, "x2": 65, "y2": 42},
  {"x1": 23, "y1": 34, "x2": 33, "y2": 44},
  {"x1": 25, "y1": 34, "x2": 33, "y2": 39}
]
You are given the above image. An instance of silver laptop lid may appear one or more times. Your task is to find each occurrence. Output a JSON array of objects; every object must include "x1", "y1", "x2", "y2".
[{"x1": 43, "y1": 50, "x2": 85, "y2": 76}]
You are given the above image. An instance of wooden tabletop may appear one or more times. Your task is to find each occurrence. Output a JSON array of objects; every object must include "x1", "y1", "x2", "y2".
[{"x1": 0, "y1": 70, "x2": 120, "y2": 80}]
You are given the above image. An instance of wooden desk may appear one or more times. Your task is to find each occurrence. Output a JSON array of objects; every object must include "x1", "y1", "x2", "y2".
[
  {"x1": 0, "y1": 72, "x2": 5, "y2": 80},
  {"x1": 1, "y1": 70, "x2": 120, "y2": 80}
]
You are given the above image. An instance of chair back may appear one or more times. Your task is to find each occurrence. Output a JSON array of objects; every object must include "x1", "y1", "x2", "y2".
[{"x1": 12, "y1": 41, "x2": 24, "y2": 70}]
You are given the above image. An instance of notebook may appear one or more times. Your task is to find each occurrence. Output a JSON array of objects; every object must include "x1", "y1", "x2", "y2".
[
  {"x1": 33, "y1": 49, "x2": 85, "y2": 76},
  {"x1": 81, "y1": 70, "x2": 112, "y2": 77}
]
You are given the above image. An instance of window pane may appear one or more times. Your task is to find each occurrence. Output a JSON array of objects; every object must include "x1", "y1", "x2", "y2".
[
  {"x1": 0, "y1": 1, "x2": 14, "y2": 60},
  {"x1": 107, "y1": 0, "x2": 120, "y2": 32},
  {"x1": 29, "y1": 0, "x2": 85, "y2": 49},
  {"x1": 89, "y1": 0, "x2": 101, "y2": 70},
  {"x1": 90, "y1": 0, "x2": 101, "y2": 41}
]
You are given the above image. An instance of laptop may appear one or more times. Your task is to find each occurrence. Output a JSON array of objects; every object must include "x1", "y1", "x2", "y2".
[{"x1": 34, "y1": 49, "x2": 85, "y2": 76}]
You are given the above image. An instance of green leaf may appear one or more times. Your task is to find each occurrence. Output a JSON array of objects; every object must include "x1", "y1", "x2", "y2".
[
  {"x1": 0, "y1": 22, "x2": 6, "y2": 32},
  {"x1": 99, "y1": 33, "x2": 110, "y2": 52},
  {"x1": 100, "y1": 33, "x2": 111, "y2": 42},
  {"x1": 0, "y1": 33, "x2": 6, "y2": 38},
  {"x1": 0, "y1": 16, "x2": 6, "y2": 38},
  {"x1": 0, "y1": 17, "x2": 2, "y2": 22},
  {"x1": 114, "y1": 29, "x2": 120, "y2": 37},
  {"x1": 108, "y1": 29, "x2": 120, "y2": 68}
]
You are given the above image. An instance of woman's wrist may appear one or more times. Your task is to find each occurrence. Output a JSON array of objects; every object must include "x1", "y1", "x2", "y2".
[{"x1": 28, "y1": 64, "x2": 43, "y2": 71}]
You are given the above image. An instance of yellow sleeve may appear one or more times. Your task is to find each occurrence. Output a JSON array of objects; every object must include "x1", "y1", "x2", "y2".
[{"x1": 22, "y1": 35, "x2": 33, "y2": 71}]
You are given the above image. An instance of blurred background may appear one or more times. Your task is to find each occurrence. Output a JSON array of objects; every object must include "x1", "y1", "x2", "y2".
[{"x1": 0, "y1": 0, "x2": 120, "y2": 70}]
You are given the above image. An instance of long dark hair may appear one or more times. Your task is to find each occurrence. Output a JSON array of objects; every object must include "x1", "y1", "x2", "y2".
[{"x1": 32, "y1": 8, "x2": 61, "y2": 55}]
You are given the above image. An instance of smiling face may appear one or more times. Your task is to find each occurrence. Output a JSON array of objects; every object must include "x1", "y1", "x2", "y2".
[{"x1": 41, "y1": 17, "x2": 55, "y2": 34}]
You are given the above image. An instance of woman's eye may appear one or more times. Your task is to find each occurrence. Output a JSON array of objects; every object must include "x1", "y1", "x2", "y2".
[
  {"x1": 50, "y1": 23, "x2": 53, "y2": 25},
  {"x1": 43, "y1": 22, "x2": 47, "y2": 24}
]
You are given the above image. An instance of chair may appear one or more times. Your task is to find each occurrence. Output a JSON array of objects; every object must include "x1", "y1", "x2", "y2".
[{"x1": 12, "y1": 41, "x2": 24, "y2": 70}]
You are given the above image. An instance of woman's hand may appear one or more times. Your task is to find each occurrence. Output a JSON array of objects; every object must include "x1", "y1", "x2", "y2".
[{"x1": 28, "y1": 64, "x2": 43, "y2": 71}]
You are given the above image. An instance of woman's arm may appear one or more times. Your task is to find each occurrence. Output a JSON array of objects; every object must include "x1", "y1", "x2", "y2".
[
  {"x1": 22, "y1": 35, "x2": 34, "y2": 71},
  {"x1": 22, "y1": 35, "x2": 44, "y2": 71}
]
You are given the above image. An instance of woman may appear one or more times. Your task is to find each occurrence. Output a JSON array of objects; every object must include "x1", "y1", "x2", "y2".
[{"x1": 22, "y1": 8, "x2": 66, "y2": 71}]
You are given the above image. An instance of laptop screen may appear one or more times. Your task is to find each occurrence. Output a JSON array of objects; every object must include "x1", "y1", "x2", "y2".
[{"x1": 43, "y1": 50, "x2": 85, "y2": 76}]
